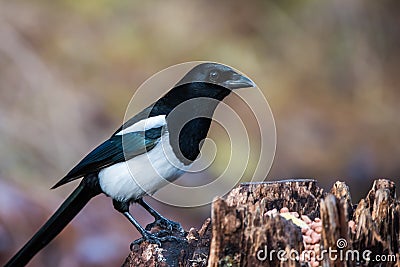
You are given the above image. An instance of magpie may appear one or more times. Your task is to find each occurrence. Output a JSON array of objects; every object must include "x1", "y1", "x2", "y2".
[{"x1": 5, "y1": 62, "x2": 255, "y2": 267}]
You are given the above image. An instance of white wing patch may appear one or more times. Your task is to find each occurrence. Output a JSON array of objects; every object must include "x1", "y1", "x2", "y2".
[{"x1": 116, "y1": 115, "x2": 166, "y2": 136}]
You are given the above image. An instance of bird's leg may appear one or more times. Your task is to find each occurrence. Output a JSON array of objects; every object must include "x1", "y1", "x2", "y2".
[
  {"x1": 113, "y1": 200, "x2": 180, "y2": 248},
  {"x1": 121, "y1": 212, "x2": 157, "y2": 242},
  {"x1": 113, "y1": 200, "x2": 151, "y2": 239},
  {"x1": 123, "y1": 211, "x2": 182, "y2": 248},
  {"x1": 137, "y1": 198, "x2": 184, "y2": 233}
]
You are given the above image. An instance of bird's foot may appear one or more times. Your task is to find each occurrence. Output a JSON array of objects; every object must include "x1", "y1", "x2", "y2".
[
  {"x1": 130, "y1": 231, "x2": 183, "y2": 250},
  {"x1": 145, "y1": 217, "x2": 184, "y2": 234}
]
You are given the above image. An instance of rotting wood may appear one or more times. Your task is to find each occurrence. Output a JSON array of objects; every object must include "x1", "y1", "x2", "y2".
[{"x1": 123, "y1": 179, "x2": 400, "y2": 267}]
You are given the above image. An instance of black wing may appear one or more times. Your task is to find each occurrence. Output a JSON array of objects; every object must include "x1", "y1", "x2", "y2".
[{"x1": 52, "y1": 127, "x2": 162, "y2": 189}]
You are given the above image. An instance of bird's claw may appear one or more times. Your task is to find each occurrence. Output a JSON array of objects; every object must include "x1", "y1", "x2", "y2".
[
  {"x1": 130, "y1": 233, "x2": 161, "y2": 249},
  {"x1": 145, "y1": 217, "x2": 184, "y2": 233},
  {"x1": 130, "y1": 232, "x2": 183, "y2": 250}
]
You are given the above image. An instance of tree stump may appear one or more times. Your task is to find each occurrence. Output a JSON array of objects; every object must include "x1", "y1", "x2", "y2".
[{"x1": 122, "y1": 179, "x2": 400, "y2": 267}]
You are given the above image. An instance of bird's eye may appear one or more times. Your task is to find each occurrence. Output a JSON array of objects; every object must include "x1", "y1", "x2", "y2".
[{"x1": 209, "y1": 71, "x2": 220, "y2": 81}]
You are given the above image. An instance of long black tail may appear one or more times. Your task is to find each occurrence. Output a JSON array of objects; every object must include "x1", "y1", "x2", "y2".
[{"x1": 5, "y1": 178, "x2": 101, "y2": 267}]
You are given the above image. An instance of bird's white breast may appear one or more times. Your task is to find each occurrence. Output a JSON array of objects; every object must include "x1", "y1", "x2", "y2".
[{"x1": 98, "y1": 131, "x2": 189, "y2": 202}]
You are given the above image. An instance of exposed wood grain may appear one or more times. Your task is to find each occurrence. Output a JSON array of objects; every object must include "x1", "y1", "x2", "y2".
[
  {"x1": 123, "y1": 179, "x2": 400, "y2": 267},
  {"x1": 208, "y1": 179, "x2": 322, "y2": 267}
]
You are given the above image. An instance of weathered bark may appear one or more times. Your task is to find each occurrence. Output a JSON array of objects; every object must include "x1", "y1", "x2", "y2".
[
  {"x1": 314, "y1": 179, "x2": 400, "y2": 267},
  {"x1": 208, "y1": 179, "x2": 323, "y2": 266},
  {"x1": 123, "y1": 179, "x2": 400, "y2": 267},
  {"x1": 320, "y1": 194, "x2": 350, "y2": 266},
  {"x1": 122, "y1": 218, "x2": 211, "y2": 267}
]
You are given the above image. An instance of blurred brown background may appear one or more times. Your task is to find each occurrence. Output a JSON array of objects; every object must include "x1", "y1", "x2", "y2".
[{"x1": 1, "y1": 0, "x2": 399, "y2": 266}]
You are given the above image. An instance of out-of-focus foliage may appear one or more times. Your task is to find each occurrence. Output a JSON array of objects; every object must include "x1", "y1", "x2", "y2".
[{"x1": 1, "y1": 0, "x2": 399, "y2": 266}]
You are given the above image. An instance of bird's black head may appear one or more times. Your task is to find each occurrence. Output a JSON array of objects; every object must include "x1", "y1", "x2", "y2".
[
  {"x1": 177, "y1": 62, "x2": 255, "y2": 91},
  {"x1": 153, "y1": 63, "x2": 255, "y2": 114}
]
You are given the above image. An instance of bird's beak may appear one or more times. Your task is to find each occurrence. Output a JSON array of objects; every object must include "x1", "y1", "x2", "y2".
[{"x1": 223, "y1": 73, "x2": 256, "y2": 89}]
